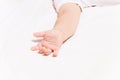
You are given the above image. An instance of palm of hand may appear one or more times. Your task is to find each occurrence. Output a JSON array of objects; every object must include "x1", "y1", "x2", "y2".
[{"x1": 31, "y1": 30, "x2": 64, "y2": 57}]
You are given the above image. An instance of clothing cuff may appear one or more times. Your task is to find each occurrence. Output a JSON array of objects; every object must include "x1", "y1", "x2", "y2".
[{"x1": 53, "y1": 0, "x2": 84, "y2": 13}]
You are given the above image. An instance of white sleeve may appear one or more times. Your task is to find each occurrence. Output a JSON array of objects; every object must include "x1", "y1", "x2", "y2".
[{"x1": 52, "y1": 0, "x2": 85, "y2": 13}]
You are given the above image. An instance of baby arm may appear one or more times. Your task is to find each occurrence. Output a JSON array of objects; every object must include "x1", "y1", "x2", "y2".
[
  {"x1": 53, "y1": 3, "x2": 82, "y2": 42},
  {"x1": 31, "y1": 3, "x2": 82, "y2": 57}
]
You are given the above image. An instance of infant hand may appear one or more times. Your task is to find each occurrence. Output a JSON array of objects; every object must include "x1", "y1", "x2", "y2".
[{"x1": 31, "y1": 29, "x2": 64, "y2": 57}]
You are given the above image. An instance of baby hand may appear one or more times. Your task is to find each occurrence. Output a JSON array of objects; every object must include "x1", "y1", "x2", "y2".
[{"x1": 31, "y1": 29, "x2": 65, "y2": 57}]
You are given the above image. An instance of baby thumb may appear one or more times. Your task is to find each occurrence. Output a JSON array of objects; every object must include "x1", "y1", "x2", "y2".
[{"x1": 34, "y1": 31, "x2": 46, "y2": 38}]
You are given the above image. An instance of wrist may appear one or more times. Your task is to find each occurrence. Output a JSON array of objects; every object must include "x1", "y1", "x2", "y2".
[{"x1": 52, "y1": 27, "x2": 72, "y2": 43}]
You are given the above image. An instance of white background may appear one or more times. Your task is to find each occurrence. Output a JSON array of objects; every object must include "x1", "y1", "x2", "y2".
[{"x1": 0, "y1": 0, "x2": 120, "y2": 80}]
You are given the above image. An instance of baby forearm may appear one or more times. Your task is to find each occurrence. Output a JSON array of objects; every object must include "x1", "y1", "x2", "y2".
[{"x1": 53, "y1": 3, "x2": 82, "y2": 42}]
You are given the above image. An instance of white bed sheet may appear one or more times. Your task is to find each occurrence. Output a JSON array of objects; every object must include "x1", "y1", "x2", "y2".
[{"x1": 0, "y1": 0, "x2": 120, "y2": 80}]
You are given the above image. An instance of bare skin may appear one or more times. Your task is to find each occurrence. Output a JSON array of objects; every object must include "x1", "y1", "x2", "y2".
[{"x1": 31, "y1": 3, "x2": 82, "y2": 57}]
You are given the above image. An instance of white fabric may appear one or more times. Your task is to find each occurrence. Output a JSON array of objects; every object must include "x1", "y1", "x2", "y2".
[
  {"x1": 0, "y1": 0, "x2": 120, "y2": 80},
  {"x1": 53, "y1": 0, "x2": 120, "y2": 12}
]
